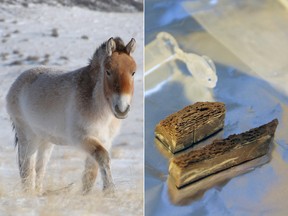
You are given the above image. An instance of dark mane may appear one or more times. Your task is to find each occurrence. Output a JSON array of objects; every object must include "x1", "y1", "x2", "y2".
[
  {"x1": 113, "y1": 37, "x2": 127, "y2": 52},
  {"x1": 89, "y1": 37, "x2": 129, "y2": 65},
  {"x1": 98, "y1": 37, "x2": 126, "y2": 52}
]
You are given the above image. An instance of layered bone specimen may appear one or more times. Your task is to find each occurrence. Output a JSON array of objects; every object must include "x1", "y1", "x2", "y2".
[
  {"x1": 169, "y1": 119, "x2": 278, "y2": 188},
  {"x1": 155, "y1": 102, "x2": 225, "y2": 153},
  {"x1": 168, "y1": 154, "x2": 271, "y2": 205}
]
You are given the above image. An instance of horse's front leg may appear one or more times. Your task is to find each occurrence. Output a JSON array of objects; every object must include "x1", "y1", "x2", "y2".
[
  {"x1": 82, "y1": 137, "x2": 114, "y2": 193},
  {"x1": 82, "y1": 155, "x2": 98, "y2": 194}
]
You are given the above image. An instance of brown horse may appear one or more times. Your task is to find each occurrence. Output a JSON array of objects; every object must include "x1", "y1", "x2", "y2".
[{"x1": 6, "y1": 37, "x2": 137, "y2": 194}]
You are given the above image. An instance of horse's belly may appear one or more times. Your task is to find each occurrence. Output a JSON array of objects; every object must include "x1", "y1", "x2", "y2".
[
  {"x1": 25, "y1": 115, "x2": 71, "y2": 145},
  {"x1": 21, "y1": 110, "x2": 116, "y2": 149},
  {"x1": 19, "y1": 99, "x2": 71, "y2": 143},
  {"x1": 18, "y1": 88, "x2": 119, "y2": 149}
]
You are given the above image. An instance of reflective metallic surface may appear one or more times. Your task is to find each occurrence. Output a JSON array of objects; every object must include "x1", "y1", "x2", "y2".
[{"x1": 145, "y1": 1, "x2": 288, "y2": 215}]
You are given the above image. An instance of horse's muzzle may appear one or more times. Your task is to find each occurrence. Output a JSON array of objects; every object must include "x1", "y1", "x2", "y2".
[{"x1": 115, "y1": 104, "x2": 130, "y2": 119}]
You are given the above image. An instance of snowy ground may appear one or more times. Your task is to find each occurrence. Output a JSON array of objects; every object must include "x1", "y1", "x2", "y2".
[
  {"x1": 0, "y1": 0, "x2": 143, "y2": 12},
  {"x1": 0, "y1": 4, "x2": 143, "y2": 216}
]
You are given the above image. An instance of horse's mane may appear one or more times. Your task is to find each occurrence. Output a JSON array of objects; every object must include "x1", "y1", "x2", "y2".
[
  {"x1": 102, "y1": 37, "x2": 127, "y2": 53},
  {"x1": 88, "y1": 37, "x2": 127, "y2": 67},
  {"x1": 98, "y1": 37, "x2": 126, "y2": 55}
]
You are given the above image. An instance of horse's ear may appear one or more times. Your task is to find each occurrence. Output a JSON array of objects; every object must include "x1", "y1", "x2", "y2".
[
  {"x1": 106, "y1": 37, "x2": 116, "y2": 56},
  {"x1": 126, "y1": 38, "x2": 136, "y2": 55}
]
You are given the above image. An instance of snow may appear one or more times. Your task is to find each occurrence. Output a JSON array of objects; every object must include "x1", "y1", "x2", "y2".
[{"x1": 0, "y1": 4, "x2": 143, "y2": 216}]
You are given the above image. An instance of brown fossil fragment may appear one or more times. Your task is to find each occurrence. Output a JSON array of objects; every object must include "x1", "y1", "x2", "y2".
[
  {"x1": 155, "y1": 102, "x2": 226, "y2": 153},
  {"x1": 169, "y1": 119, "x2": 278, "y2": 189},
  {"x1": 168, "y1": 154, "x2": 270, "y2": 205}
]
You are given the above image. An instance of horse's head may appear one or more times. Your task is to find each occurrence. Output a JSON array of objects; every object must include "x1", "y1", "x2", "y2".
[{"x1": 103, "y1": 37, "x2": 136, "y2": 119}]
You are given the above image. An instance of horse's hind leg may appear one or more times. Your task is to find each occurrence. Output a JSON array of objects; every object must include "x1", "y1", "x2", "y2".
[
  {"x1": 35, "y1": 142, "x2": 54, "y2": 194},
  {"x1": 16, "y1": 127, "x2": 38, "y2": 193},
  {"x1": 82, "y1": 155, "x2": 99, "y2": 194},
  {"x1": 83, "y1": 138, "x2": 114, "y2": 193}
]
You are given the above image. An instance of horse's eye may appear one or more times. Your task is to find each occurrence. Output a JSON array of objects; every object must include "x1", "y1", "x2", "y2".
[
  {"x1": 132, "y1": 72, "x2": 135, "y2": 76},
  {"x1": 106, "y1": 70, "x2": 111, "y2": 76}
]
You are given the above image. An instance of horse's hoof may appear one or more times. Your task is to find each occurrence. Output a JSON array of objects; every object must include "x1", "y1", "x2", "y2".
[
  {"x1": 82, "y1": 188, "x2": 91, "y2": 195},
  {"x1": 103, "y1": 184, "x2": 116, "y2": 197}
]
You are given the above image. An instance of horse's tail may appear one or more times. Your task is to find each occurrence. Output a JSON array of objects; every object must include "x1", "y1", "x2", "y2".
[
  {"x1": 12, "y1": 121, "x2": 21, "y2": 172},
  {"x1": 12, "y1": 122, "x2": 18, "y2": 147}
]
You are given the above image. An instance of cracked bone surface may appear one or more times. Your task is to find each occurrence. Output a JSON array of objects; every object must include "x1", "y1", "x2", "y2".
[
  {"x1": 169, "y1": 119, "x2": 278, "y2": 188},
  {"x1": 155, "y1": 102, "x2": 226, "y2": 153}
]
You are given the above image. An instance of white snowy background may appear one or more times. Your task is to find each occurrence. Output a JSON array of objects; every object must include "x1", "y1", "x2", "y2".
[{"x1": 0, "y1": 3, "x2": 143, "y2": 216}]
